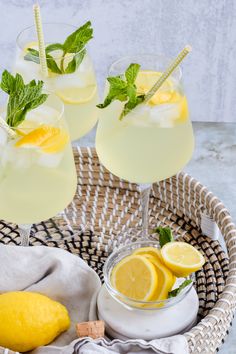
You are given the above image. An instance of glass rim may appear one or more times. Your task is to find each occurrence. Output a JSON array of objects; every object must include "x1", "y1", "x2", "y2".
[
  {"x1": 103, "y1": 240, "x2": 194, "y2": 310},
  {"x1": 109, "y1": 54, "x2": 183, "y2": 81},
  {"x1": 16, "y1": 22, "x2": 85, "y2": 60}
]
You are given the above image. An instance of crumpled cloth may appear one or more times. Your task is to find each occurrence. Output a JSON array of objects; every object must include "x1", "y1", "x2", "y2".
[{"x1": 0, "y1": 245, "x2": 189, "y2": 354}]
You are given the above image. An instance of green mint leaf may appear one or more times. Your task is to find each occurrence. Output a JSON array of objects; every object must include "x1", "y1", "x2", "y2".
[
  {"x1": 119, "y1": 95, "x2": 144, "y2": 120},
  {"x1": 64, "y1": 48, "x2": 86, "y2": 74},
  {"x1": 97, "y1": 75, "x2": 128, "y2": 109},
  {"x1": 63, "y1": 21, "x2": 93, "y2": 54},
  {"x1": 23, "y1": 22, "x2": 93, "y2": 74},
  {"x1": 154, "y1": 226, "x2": 174, "y2": 248},
  {"x1": 46, "y1": 54, "x2": 62, "y2": 74},
  {"x1": 24, "y1": 48, "x2": 62, "y2": 74},
  {"x1": 97, "y1": 63, "x2": 145, "y2": 119},
  {"x1": 24, "y1": 48, "x2": 40, "y2": 64},
  {"x1": 125, "y1": 63, "x2": 140, "y2": 84},
  {"x1": 46, "y1": 43, "x2": 64, "y2": 54},
  {"x1": 168, "y1": 280, "x2": 193, "y2": 298},
  {"x1": 1, "y1": 71, "x2": 48, "y2": 128}
]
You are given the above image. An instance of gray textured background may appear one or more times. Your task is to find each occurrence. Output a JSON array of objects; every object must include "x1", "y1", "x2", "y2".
[{"x1": 0, "y1": 0, "x2": 236, "y2": 122}]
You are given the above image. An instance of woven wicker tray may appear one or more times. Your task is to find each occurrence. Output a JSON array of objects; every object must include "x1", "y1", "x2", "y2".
[{"x1": 0, "y1": 147, "x2": 236, "y2": 354}]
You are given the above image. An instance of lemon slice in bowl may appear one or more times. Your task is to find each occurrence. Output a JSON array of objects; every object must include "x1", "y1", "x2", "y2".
[
  {"x1": 56, "y1": 85, "x2": 97, "y2": 105},
  {"x1": 133, "y1": 246, "x2": 163, "y2": 263},
  {"x1": 144, "y1": 254, "x2": 176, "y2": 302},
  {"x1": 161, "y1": 242, "x2": 205, "y2": 277},
  {"x1": 111, "y1": 255, "x2": 158, "y2": 301},
  {"x1": 15, "y1": 125, "x2": 69, "y2": 154}
]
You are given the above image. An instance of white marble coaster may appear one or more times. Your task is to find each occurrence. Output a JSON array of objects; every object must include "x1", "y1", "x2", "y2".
[{"x1": 97, "y1": 284, "x2": 199, "y2": 340}]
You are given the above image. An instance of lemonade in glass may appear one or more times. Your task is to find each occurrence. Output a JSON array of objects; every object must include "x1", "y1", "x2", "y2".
[
  {"x1": 0, "y1": 71, "x2": 77, "y2": 243},
  {"x1": 96, "y1": 55, "x2": 194, "y2": 184},
  {"x1": 14, "y1": 22, "x2": 98, "y2": 142}
]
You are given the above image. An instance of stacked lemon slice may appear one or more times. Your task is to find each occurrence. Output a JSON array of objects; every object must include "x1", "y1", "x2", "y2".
[{"x1": 111, "y1": 242, "x2": 205, "y2": 304}]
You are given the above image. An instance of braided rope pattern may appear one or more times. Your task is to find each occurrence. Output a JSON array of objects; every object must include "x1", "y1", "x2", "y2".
[{"x1": 0, "y1": 147, "x2": 235, "y2": 354}]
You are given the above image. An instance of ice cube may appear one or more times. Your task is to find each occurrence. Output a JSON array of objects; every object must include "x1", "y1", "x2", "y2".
[
  {"x1": 26, "y1": 106, "x2": 60, "y2": 125},
  {"x1": 150, "y1": 103, "x2": 180, "y2": 127},
  {"x1": 37, "y1": 151, "x2": 63, "y2": 168},
  {"x1": 125, "y1": 105, "x2": 151, "y2": 127},
  {"x1": 1, "y1": 141, "x2": 33, "y2": 169}
]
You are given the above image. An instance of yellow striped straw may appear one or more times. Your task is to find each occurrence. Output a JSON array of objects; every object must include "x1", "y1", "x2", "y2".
[
  {"x1": 144, "y1": 45, "x2": 192, "y2": 103},
  {"x1": 33, "y1": 3, "x2": 48, "y2": 78},
  {"x1": 0, "y1": 116, "x2": 17, "y2": 139}
]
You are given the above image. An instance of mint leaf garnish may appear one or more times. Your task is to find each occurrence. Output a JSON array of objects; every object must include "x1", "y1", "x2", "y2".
[
  {"x1": 154, "y1": 226, "x2": 174, "y2": 248},
  {"x1": 168, "y1": 279, "x2": 193, "y2": 298},
  {"x1": 24, "y1": 21, "x2": 93, "y2": 75},
  {"x1": 0, "y1": 70, "x2": 48, "y2": 128},
  {"x1": 97, "y1": 63, "x2": 145, "y2": 120}
]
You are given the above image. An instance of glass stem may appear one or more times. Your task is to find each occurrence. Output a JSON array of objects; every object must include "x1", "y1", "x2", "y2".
[
  {"x1": 139, "y1": 184, "x2": 151, "y2": 240},
  {"x1": 19, "y1": 224, "x2": 32, "y2": 246}
]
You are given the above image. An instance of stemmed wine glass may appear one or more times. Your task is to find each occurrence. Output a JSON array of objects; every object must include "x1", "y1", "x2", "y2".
[{"x1": 96, "y1": 53, "x2": 194, "y2": 239}]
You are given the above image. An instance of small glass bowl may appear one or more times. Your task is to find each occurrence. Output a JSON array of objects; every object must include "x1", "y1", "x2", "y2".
[{"x1": 103, "y1": 240, "x2": 194, "y2": 311}]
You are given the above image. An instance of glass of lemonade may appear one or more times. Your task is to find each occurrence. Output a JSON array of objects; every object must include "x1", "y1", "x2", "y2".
[
  {"x1": 0, "y1": 80, "x2": 77, "y2": 245},
  {"x1": 96, "y1": 55, "x2": 194, "y2": 184},
  {"x1": 96, "y1": 54, "x2": 194, "y2": 237},
  {"x1": 14, "y1": 23, "x2": 99, "y2": 142}
]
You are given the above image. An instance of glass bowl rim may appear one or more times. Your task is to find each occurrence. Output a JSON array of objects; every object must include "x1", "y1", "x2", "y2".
[{"x1": 103, "y1": 240, "x2": 194, "y2": 309}]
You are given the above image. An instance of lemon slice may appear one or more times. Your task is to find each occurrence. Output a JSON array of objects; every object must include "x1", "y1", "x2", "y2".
[
  {"x1": 15, "y1": 125, "x2": 69, "y2": 154},
  {"x1": 56, "y1": 85, "x2": 97, "y2": 105},
  {"x1": 161, "y1": 242, "x2": 205, "y2": 277},
  {"x1": 133, "y1": 247, "x2": 163, "y2": 263},
  {"x1": 135, "y1": 70, "x2": 188, "y2": 122},
  {"x1": 111, "y1": 255, "x2": 158, "y2": 301},
  {"x1": 23, "y1": 41, "x2": 39, "y2": 53},
  {"x1": 16, "y1": 120, "x2": 40, "y2": 136},
  {"x1": 144, "y1": 254, "x2": 176, "y2": 302},
  {"x1": 136, "y1": 70, "x2": 174, "y2": 105}
]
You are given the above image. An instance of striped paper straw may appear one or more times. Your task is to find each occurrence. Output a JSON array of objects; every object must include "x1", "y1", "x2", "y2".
[
  {"x1": 33, "y1": 3, "x2": 48, "y2": 78},
  {"x1": 144, "y1": 45, "x2": 192, "y2": 103}
]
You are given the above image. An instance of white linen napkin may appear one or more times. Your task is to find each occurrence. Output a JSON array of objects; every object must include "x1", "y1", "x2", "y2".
[{"x1": 0, "y1": 245, "x2": 189, "y2": 354}]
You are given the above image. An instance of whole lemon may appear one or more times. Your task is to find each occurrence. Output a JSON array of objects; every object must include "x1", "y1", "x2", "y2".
[{"x1": 0, "y1": 291, "x2": 70, "y2": 352}]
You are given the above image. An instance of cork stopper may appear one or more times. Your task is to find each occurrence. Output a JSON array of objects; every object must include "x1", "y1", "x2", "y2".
[{"x1": 76, "y1": 320, "x2": 105, "y2": 339}]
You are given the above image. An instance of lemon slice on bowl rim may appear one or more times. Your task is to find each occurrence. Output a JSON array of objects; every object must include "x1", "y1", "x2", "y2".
[{"x1": 161, "y1": 241, "x2": 205, "y2": 277}]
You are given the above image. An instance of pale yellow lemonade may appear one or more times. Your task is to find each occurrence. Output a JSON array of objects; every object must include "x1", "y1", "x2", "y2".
[
  {"x1": 14, "y1": 43, "x2": 98, "y2": 142},
  {"x1": 96, "y1": 71, "x2": 194, "y2": 183},
  {"x1": 0, "y1": 102, "x2": 77, "y2": 224},
  {"x1": 13, "y1": 22, "x2": 98, "y2": 141}
]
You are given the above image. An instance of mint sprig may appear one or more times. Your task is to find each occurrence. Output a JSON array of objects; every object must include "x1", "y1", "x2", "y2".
[
  {"x1": 97, "y1": 63, "x2": 145, "y2": 120},
  {"x1": 154, "y1": 226, "x2": 174, "y2": 248},
  {"x1": 0, "y1": 70, "x2": 48, "y2": 128},
  {"x1": 168, "y1": 279, "x2": 193, "y2": 298},
  {"x1": 24, "y1": 21, "x2": 93, "y2": 75}
]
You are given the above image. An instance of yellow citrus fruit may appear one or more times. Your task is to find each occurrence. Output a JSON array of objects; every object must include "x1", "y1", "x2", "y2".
[
  {"x1": 133, "y1": 246, "x2": 163, "y2": 263},
  {"x1": 15, "y1": 124, "x2": 69, "y2": 153},
  {"x1": 144, "y1": 254, "x2": 176, "y2": 301},
  {"x1": 16, "y1": 120, "x2": 39, "y2": 136},
  {"x1": 23, "y1": 41, "x2": 39, "y2": 53},
  {"x1": 56, "y1": 85, "x2": 97, "y2": 105},
  {"x1": 161, "y1": 241, "x2": 205, "y2": 277},
  {"x1": 111, "y1": 255, "x2": 158, "y2": 301},
  {"x1": 0, "y1": 291, "x2": 70, "y2": 352},
  {"x1": 135, "y1": 70, "x2": 188, "y2": 123}
]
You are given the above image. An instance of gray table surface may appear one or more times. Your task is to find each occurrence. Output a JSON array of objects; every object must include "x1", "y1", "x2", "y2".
[{"x1": 78, "y1": 121, "x2": 236, "y2": 354}]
